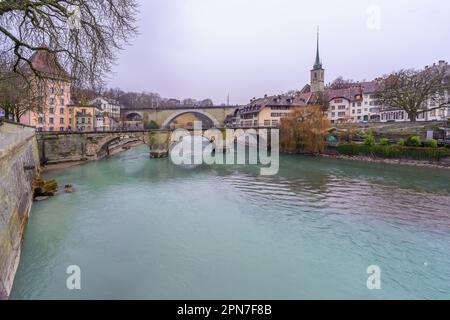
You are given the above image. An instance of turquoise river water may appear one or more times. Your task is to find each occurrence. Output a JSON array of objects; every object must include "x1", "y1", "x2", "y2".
[{"x1": 10, "y1": 145, "x2": 450, "y2": 299}]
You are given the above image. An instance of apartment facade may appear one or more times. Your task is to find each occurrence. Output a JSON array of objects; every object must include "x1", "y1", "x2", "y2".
[
  {"x1": 67, "y1": 104, "x2": 99, "y2": 132},
  {"x1": 89, "y1": 97, "x2": 122, "y2": 120},
  {"x1": 238, "y1": 95, "x2": 300, "y2": 127},
  {"x1": 95, "y1": 113, "x2": 113, "y2": 132},
  {"x1": 19, "y1": 50, "x2": 72, "y2": 132}
]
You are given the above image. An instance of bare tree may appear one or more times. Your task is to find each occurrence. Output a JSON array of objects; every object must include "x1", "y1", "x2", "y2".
[
  {"x1": 376, "y1": 67, "x2": 450, "y2": 122},
  {"x1": 312, "y1": 91, "x2": 330, "y2": 113},
  {"x1": 0, "y1": 0, "x2": 138, "y2": 87},
  {"x1": 330, "y1": 76, "x2": 355, "y2": 89},
  {"x1": 0, "y1": 69, "x2": 42, "y2": 122},
  {"x1": 199, "y1": 99, "x2": 214, "y2": 107}
]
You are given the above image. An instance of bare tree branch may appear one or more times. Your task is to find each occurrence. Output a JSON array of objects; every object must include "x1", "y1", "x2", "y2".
[{"x1": 0, "y1": 0, "x2": 138, "y2": 88}]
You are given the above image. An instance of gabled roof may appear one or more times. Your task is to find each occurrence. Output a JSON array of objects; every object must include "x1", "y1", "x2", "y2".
[
  {"x1": 27, "y1": 50, "x2": 70, "y2": 79},
  {"x1": 359, "y1": 81, "x2": 380, "y2": 94},
  {"x1": 326, "y1": 86, "x2": 363, "y2": 102},
  {"x1": 240, "y1": 94, "x2": 305, "y2": 114}
]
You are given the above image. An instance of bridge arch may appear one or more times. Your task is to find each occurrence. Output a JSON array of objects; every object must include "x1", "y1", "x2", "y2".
[
  {"x1": 161, "y1": 110, "x2": 220, "y2": 129},
  {"x1": 126, "y1": 112, "x2": 144, "y2": 121}
]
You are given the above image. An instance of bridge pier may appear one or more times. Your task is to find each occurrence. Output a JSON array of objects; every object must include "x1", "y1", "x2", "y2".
[{"x1": 146, "y1": 131, "x2": 170, "y2": 158}]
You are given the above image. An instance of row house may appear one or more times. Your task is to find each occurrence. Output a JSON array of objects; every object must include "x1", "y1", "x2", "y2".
[
  {"x1": 67, "y1": 104, "x2": 99, "y2": 132},
  {"x1": 89, "y1": 97, "x2": 122, "y2": 121},
  {"x1": 238, "y1": 95, "x2": 301, "y2": 128}
]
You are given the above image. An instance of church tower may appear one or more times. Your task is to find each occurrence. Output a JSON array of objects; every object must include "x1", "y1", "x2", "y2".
[{"x1": 311, "y1": 28, "x2": 325, "y2": 93}]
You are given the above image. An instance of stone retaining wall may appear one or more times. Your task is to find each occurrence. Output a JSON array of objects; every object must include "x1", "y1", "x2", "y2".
[{"x1": 0, "y1": 121, "x2": 40, "y2": 299}]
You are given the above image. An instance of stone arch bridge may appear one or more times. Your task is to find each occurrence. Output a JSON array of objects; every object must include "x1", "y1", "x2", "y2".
[
  {"x1": 36, "y1": 130, "x2": 216, "y2": 164},
  {"x1": 36, "y1": 131, "x2": 148, "y2": 164},
  {"x1": 36, "y1": 127, "x2": 273, "y2": 165},
  {"x1": 122, "y1": 106, "x2": 238, "y2": 129}
]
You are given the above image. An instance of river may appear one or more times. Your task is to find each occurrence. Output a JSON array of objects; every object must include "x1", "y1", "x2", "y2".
[{"x1": 10, "y1": 145, "x2": 450, "y2": 299}]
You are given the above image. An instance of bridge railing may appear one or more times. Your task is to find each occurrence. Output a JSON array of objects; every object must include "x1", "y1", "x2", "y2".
[{"x1": 35, "y1": 127, "x2": 281, "y2": 135}]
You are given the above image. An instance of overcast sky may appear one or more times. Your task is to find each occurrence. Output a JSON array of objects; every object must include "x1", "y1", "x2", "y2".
[{"x1": 108, "y1": 0, "x2": 450, "y2": 105}]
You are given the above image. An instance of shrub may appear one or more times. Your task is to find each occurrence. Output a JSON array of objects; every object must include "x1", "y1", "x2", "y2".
[
  {"x1": 397, "y1": 139, "x2": 406, "y2": 146},
  {"x1": 337, "y1": 144, "x2": 450, "y2": 161},
  {"x1": 364, "y1": 132, "x2": 376, "y2": 147},
  {"x1": 425, "y1": 139, "x2": 438, "y2": 148},
  {"x1": 380, "y1": 138, "x2": 390, "y2": 146},
  {"x1": 406, "y1": 136, "x2": 421, "y2": 147},
  {"x1": 145, "y1": 120, "x2": 160, "y2": 130}
]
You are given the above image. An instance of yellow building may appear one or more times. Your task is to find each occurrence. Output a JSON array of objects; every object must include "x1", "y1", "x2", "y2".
[
  {"x1": 67, "y1": 104, "x2": 99, "y2": 132},
  {"x1": 239, "y1": 95, "x2": 300, "y2": 127}
]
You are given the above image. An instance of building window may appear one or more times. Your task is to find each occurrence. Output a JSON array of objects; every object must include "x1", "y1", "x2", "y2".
[
  {"x1": 49, "y1": 98, "x2": 55, "y2": 105},
  {"x1": 60, "y1": 108, "x2": 64, "y2": 114},
  {"x1": 264, "y1": 120, "x2": 270, "y2": 127},
  {"x1": 49, "y1": 118, "x2": 54, "y2": 124},
  {"x1": 60, "y1": 118, "x2": 64, "y2": 124},
  {"x1": 338, "y1": 112, "x2": 346, "y2": 117},
  {"x1": 60, "y1": 99, "x2": 65, "y2": 105},
  {"x1": 271, "y1": 113, "x2": 289, "y2": 118},
  {"x1": 271, "y1": 106, "x2": 289, "y2": 111},
  {"x1": 60, "y1": 127, "x2": 65, "y2": 132},
  {"x1": 49, "y1": 127, "x2": 54, "y2": 132},
  {"x1": 49, "y1": 108, "x2": 55, "y2": 114},
  {"x1": 338, "y1": 105, "x2": 346, "y2": 110},
  {"x1": 272, "y1": 120, "x2": 279, "y2": 127},
  {"x1": 331, "y1": 112, "x2": 335, "y2": 117},
  {"x1": 38, "y1": 117, "x2": 43, "y2": 124}
]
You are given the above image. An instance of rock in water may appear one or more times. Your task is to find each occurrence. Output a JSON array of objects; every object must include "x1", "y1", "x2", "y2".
[
  {"x1": 65, "y1": 184, "x2": 74, "y2": 193},
  {"x1": 34, "y1": 196, "x2": 50, "y2": 202},
  {"x1": 33, "y1": 178, "x2": 59, "y2": 199}
]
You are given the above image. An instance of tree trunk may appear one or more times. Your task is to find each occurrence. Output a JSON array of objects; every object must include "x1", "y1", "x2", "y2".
[{"x1": 408, "y1": 112, "x2": 417, "y2": 122}]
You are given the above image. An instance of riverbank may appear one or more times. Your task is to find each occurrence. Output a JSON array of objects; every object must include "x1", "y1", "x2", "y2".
[{"x1": 320, "y1": 153, "x2": 450, "y2": 170}]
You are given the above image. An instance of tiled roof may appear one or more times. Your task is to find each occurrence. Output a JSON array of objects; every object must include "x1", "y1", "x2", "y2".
[
  {"x1": 28, "y1": 50, "x2": 70, "y2": 79},
  {"x1": 240, "y1": 94, "x2": 306, "y2": 114},
  {"x1": 359, "y1": 81, "x2": 380, "y2": 94},
  {"x1": 326, "y1": 86, "x2": 363, "y2": 102}
]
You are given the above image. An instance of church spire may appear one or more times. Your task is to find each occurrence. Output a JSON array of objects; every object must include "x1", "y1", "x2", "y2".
[{"x1": 313, "y1": 27, "x2": 322, "y2": 70}]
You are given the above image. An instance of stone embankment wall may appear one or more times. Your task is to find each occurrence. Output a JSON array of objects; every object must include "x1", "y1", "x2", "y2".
[{"x1": 0, "y1": 121, "x2": 40, "y2": 300}]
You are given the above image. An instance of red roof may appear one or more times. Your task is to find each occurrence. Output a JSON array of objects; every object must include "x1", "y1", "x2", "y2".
[{"x1": 27, "y1": 50, "x2": 70, "y2": 79}]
